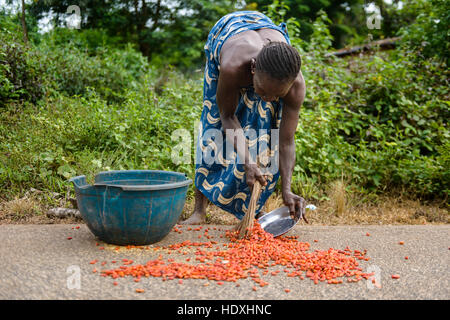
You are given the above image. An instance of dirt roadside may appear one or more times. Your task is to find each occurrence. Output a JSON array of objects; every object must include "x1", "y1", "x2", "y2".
[{"x1": 0, "y1": 191, "x2": 447, "y2": 225}]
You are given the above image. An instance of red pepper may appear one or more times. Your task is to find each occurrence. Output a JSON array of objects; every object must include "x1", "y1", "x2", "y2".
[{"x1": 100, "y1": 222, "x2": 373, "y2": 291}]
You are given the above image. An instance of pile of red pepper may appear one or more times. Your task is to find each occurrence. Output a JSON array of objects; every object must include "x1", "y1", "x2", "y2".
[{"x1": 99, "y1": 222, "x2": 375, "y2": 288}]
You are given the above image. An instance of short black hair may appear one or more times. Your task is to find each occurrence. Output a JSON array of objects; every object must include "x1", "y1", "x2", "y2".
[{"x1": 255, "y1": 41, "x2": 301, "y2": 81}]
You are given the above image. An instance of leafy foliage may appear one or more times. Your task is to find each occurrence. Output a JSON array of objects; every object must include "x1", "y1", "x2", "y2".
[
  {"x1": 0, "y1": 24, "x2": 43, "y2": 105},
  {"x1": 0, "y1": 2, "x2": 448, "y2": 204},
  {"x1": 28, "y1": 0, "x2": 243, "y2": 69},
  {"x1": 397, "y1": 0, "x2": 450, "y2": 64},
  {"x1": 286, "y1": 11, "x2": 449, "y2": 199},
  {"x1": 37, "y1": 28, "x2": 150, "y2": 102}
]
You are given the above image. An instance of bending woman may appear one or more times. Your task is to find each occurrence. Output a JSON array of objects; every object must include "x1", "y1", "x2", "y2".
[{"x1": 182, "y1": 11, "x2": 307, "y2": 224}]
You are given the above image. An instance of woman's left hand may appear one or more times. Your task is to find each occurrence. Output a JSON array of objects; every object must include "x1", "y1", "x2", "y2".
[{"x1": 282, "y1": 190, "x2": 307, "y2": 223}]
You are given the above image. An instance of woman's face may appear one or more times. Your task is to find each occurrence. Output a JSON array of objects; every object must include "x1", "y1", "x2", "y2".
[{"x1": 252, "y1": 70, "x2": 294, "y2": 102}]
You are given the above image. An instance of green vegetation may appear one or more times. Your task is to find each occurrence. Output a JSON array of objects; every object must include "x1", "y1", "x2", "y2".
[
  {"x1": 290, "y1": 10, "x2": 449, "y2": 201},
  {"x1": 0, "y1": 1, "x2": 448, "y2": 208}
]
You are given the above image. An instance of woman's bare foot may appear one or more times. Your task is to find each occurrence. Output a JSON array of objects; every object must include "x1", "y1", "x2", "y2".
[
  {"x1": 180, "y1": 188, "x2": 208, "y2": 225},
  {"x1": 180, "y1": 211, "x2": 206, "y2": 225}
]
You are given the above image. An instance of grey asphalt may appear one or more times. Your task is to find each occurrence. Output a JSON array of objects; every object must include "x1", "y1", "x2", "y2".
[{"x1": 0, "y1": 224, "x2": 448, "y2": 300}]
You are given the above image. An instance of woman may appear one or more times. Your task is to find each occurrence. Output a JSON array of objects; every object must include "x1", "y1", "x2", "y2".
[{"x1": 181, "y1": 11, "x2": 307, "y2": 224}]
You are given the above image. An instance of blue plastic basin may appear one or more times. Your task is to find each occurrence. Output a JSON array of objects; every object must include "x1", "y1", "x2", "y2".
[{"x1": 69, "y1": 170, "x2": 192, "y2": 245}]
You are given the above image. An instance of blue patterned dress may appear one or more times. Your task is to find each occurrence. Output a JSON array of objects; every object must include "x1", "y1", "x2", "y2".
[{"x1": 195, "y1": 11, "x2": 291, "y2": 220}]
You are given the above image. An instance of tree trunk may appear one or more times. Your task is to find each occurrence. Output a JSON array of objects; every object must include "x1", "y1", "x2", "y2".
[
  {"x1": 20, "y1": 0, "x2": 29, "y2": 45},
  {"x1": 136, "y1": 0, "x2": 158, "y2": 59}
]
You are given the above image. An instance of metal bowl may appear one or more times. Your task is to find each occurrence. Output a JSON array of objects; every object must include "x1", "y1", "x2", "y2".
[{"x1": 257, "y1": 206, "x2": 299, "y2": 237}]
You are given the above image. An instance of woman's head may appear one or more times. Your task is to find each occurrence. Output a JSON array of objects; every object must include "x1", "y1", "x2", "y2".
[{"x1": 251, "y1": 41, "x2": 301, "y2": 102}]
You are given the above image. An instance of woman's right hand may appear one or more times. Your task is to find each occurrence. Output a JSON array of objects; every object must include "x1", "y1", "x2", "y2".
[{"x1": 244, "y1": 163, "x2": 267, "y2": 190}]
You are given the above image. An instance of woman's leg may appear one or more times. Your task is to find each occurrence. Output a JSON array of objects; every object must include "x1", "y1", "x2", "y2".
[{"x1": 180, "y1": 187, "x2": 208, "y2": 224}]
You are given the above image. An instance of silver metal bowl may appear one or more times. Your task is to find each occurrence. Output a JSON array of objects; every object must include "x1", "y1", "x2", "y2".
[{"x1": 257, "y1": 206, "x2": 299, "y2": 237}]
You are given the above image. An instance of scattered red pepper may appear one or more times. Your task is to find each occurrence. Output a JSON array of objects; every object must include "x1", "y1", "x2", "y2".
[{"x1": 98, "y1": 222, "x2": 375, "y2": 291}]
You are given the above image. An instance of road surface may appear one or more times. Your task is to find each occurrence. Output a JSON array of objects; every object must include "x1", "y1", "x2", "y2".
[{"x1": 0, "y1": 224, "x2": 448, "y2": 300}]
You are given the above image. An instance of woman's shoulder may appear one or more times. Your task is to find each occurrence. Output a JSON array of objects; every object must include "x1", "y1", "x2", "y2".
[
  {"x1": 220, "y1": 36, "x2": 260, "y2": 86},
  {"x1": 219, "y1": 53, "x2": 253, "y2": 88},
  {"x1": 220, "y1": 31, "x2": 261, "y2": 66}
]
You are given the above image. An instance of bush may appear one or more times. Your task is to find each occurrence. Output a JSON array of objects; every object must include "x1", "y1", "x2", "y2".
[
  {"x1": 398, "y1": 0, "x2": 450, "y2": 64},
  {"x1": 289, "y1": 11, "x2": 449, "y2": 200},
  {"x1": 0, "y1": 29, "x2": 43, "y2": 105},
  {"x1": 0, "y1": 70, "x2": 203, "y2": 195},
  {"x1": 37, "y1": 29, "x2": 150, "y2": 102}
]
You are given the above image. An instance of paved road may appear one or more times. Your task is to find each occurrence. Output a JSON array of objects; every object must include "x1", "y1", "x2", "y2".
[{"x1": 0, "y1": 224, "x2": 448, "y2": 300}]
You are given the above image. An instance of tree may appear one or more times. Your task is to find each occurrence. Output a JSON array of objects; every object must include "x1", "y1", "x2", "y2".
[
  {"x1": 20, "y1": 0, "x2": 29, "y2": 44},
  {"x1": 249, "y1": 0, "x2": 369, "y2": 48},
  {"x1": 28, "y1": 0, "x2": 242, "y2": 68}
]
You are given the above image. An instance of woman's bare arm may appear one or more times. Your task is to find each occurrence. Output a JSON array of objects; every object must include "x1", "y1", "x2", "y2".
[
  {"x1": 278, "y1": 74, "x2": 306, "y2": 218},
  {"x1": 216, "y1": 68, "x2": 267, "y2": 187}
]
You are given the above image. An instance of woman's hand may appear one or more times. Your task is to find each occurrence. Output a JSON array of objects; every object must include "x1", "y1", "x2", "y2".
[
  {"x1": 244, "y1": 163, "x2": 267, "y2": 190},
  {"x1": 282, "y1": 190, "x2": 307, "y2": 223}
]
